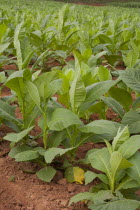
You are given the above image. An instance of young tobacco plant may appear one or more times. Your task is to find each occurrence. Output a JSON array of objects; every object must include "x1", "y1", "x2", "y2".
[
  {"x1": 69, "y1": 126, "x2": 140, "y2": 209},
  {"x1": 58, "y1": 53, "x2": 121, "y2": 120},
  {"x1": 3, "y1": 69, "x2": 76, "y2": 182}
]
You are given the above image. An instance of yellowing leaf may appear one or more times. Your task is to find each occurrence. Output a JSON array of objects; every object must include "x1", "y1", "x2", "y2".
[
  {"x1": 73, "y1": 167, "x2": 85, "y2": 184},
  {"x1": 65, "y1": 166, "x2": 85, "y2": 184}
]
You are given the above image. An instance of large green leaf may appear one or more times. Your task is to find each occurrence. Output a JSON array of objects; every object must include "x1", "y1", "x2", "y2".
[
  {"x1": 119, "y1": 135, "x2": 140, "y2": 159},
  {"x1": 15, "y1": 150, "x2": 39, "y2": 162},
  {"x1": 121, "y1": 111, "x2": 140, "y2": 134},
  {"x1": 101, "y1": 96, "x2": 125, "y2": 118},
  {"x1": 47, "y1": 130, "x2": 66, "y2": 148},
  {"x1": 80, "y1": 120, "x2": 122, "y2": 137},
  {"x1": 117, "y1": 176, "x2": 139, "y2": 190},
  {"x1": 110, "y1": 151, "x2": 133, "y2": 177},
  {"x1": 88, "y1": 148, "x2": 111, "y2": 177},
  {"x1": 0, "y1": 43, "x2": 10, "y2": 54},
  {"x1": 109, "y1": 87, "x2": 132, "y2": 111},
  {"x1": 48, "y1": 108, "x2": 83, "y2": 131},
  {"x1": 4, "y1": 71, "x2": 24, "y2": 103},
  {"x1": 14, "y1": 23, "x2": 23, "y2": 70},
  {"x1": 84, "y1": 171, "x2": 97, "y2": 185},
  {"x1": 120, "y1": 70, "x2": 140, "y2": 93},
  {"x1": 36, "y1": 166, "x2": 56, "y2": 182},
  {"x1": 34, "y1": 71, "x2": 57, "y2": 89},
  {"x1": 127, "y1": 152, "x2": 140, "y2": 184},
  {"x1": 39, "y1": 79, "x2": 62, "y2": 100},
  {"x1": 69, "y1": 192, "x2": 94, "y2": 206},
  {"x1": 44, "y1": 147, "x2": 74, "y2": 163},
  {"x1": 8, "y1": 145, "x2": 31, "y2": 158},
  {"x1": 4, "y1": 126, "x2": 33, "y2": 142},
  {"x1": 132, "y1": 97, "x2": 140, "y2": 110},
  {"x1": 0, "y1": 100, "x2": 22, "y2": 129},
  {"x1": 86, "y1": 80, "x2": 115, "y2": 102},
  {"x1": 98, "y1": 66, "x2": 112, "y2": 81},
  {"x1": 69, "y1": 76, "x2": 86, "y2": 112},
  {"x1": 25, "y1": 81, "x2": 41, "y2": 111},
  {"x1": 89, "y1": 199, "x2": 140, "y2": 210},
  {"x1": 112, "y1": 126, "x2": 130, "y2": 151},
  {"x1": 123, "y1": 47, "x2": 139, "y2": 68}
]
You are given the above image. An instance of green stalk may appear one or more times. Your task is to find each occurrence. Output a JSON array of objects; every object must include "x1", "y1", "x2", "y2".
[
  {"x1": 43, "y1": 113, "x2": 47, "y2": 149},
  {"x1": 110, "y1": 177, "x2": 115, "y2": 193},
  {"x1": 43, "y1": 100, "x2": 48, "y2": 149}
]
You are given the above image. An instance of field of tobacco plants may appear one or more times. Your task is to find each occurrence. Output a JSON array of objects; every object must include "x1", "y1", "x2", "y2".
[{"x1": 0, "y1": 0, "x2": 140, "y2": 209}]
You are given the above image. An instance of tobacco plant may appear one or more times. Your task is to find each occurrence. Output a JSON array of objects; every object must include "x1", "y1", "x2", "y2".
[{"x1": 69, "y1": 126, "x2": 140, "y2": 209}]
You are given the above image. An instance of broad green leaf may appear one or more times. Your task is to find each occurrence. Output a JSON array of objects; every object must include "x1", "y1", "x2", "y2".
[
  {"x1": 132, "y1": 97, "x2": 140, "y2": 110},
  {"x1": 4, "y1": 126, "x2": 33, "y2": 142},
  {"x1": 4, "y1": 71, "x2": 24, "y2": 102},
  {"x1": 8, "y1": 145, "x2": 31, "y2": 158},
  {"x1": 0, "y1": 43, "x2": 10, "y2": 54},
  {"x1": 86, "y1": 80, "x2": 115, "y2": 102},
  {"x1": 0, "y1": 24, "x2": 8, "y2": 40},
  {"x1": 25, "y1": 81, "x2": 41, "y2": 110},
  {"x1": 110, "y1": 151, "x2": 133, "y2": 177},
  {"x1": 88, "y1": 51, "x2": 107, "y2": 67},
  {"x1": 119, "y1": 135, "x2": 140, "y2": 159},
  {"x1": 89, "y1": 199, "x2": 140, "y2": 210},
  {"x1": 0, "y1": 100, "x2": 22, "y2": 129},
  {"x1": 121, "y1": 188, "x2": 140, "y2": 201},
  {"x1": 88, "y1": 148, "x2": 111, "y2": 178},
  {"x1": 69, "y1": 192, "x2": 94, "y2": 206},
  {"x1": 117, "y1": 176, "x2": 139, "y2": 191},
  {"x1": 98, "y1": 66, "x2": 111, "y2": 81},
  {"x1": 69, "y1": 76, "x2": 86, "y2": 112},
  {"x1": 48, "y1": 108, "x2": 83, "y2": 131},
  {"x1": 33, "y1": 147, "x2": 46, "y2": 156},
  {"x1": 121, "y1": 111, "x2": 140, "y2": 134},
  {"x1": 92, "y1": 190, "x2": 115, "y2": 204},
  {"x1": 34, "y1": 71, "x2": 57, "y2": 90},
  {"x1": 120, "y1": 70, "x2": 140, "y2": 93},
  {"x1": 112, "y1": 126, "x2": 129, "y2": 151},
  {"x1": 36, "y1": 166, "x2": 56, "y2": 182},
  {"x1": 84, "y1": 171, "x2": 97, "y2": 185},
  {"x1": 0, "y1": 72, "x2": 6, "y2": 83},
  {"x1": 40, "y1": 79, "x2": 62, "y2": 99},
  {"x1": 80, "y1": 120, "x2": 122, "y2": 137},
  {"x1": 97, "y1": 174, "x2": 109, "y2": 185},
  {"x1": 14, "y1": 23, "x2": 23, "y2": 70},
  {"x1": 21, "y1": 37, "x2": 34, "y2": 69},
  {"x1": 47, "y1": 130, "x2": 66, "y2": 147},
  {"x1": 123, "y1": 49, "x2": 139, "y2": 68},
  {"x1": 109, "y1": 87, "x2": 132, "y2": 111},
  {"x1": 15, "y1": 150, "x2": 39, "y2": 161},
  {"x1": 44, "y1": 147, "x2": 74, "y2": 163},
  {"x1": 101, "y1": 96, "x2": 125, "y2": 118},
  {"x1": 65, "y1": 166, "x2": 85, "y2": 184},
  {"x1": 127, "y1": 152, "x2": 140, "y2": 184},
  {"x1": 88, "y1": 101, "x2": 106, "y2": 119}
]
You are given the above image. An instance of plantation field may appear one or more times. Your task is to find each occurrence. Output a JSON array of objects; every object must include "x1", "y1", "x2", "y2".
[{"x1": 0, "y1": 0, "x2": 140, "y2": 209}]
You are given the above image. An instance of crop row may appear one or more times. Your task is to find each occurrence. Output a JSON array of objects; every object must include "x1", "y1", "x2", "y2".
[{"x1": 0, "y1": 1, "x2": 140, "y2": 209}]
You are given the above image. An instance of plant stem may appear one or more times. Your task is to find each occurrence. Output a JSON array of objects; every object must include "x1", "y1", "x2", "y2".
[
  {"x1": 43, "y1": 113, "x2": 47, "y2": 149},
  {"x1": 110, "y1": 178, "x2": 115, "y2": 193}
]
